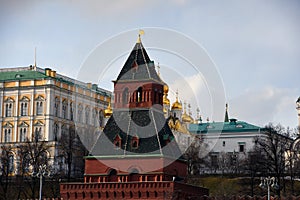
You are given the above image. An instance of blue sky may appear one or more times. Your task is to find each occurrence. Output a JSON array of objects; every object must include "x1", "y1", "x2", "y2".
[{"x1": 0, "y1": 0, "x2": 299, "y2": 128}]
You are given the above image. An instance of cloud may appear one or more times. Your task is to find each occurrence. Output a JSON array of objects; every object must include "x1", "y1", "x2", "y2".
[{"x1": 229, "y1": 86, "x2": 299, "y2": 128}]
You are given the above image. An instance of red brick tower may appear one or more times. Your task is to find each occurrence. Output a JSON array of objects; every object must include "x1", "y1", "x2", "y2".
[{"x1": 60, "y1": 36, "x2": 208, "y2": 199}]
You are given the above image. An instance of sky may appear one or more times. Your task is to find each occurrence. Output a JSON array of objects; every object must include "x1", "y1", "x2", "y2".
[{"x1": 0, "y1": 0, "x2": 299, "y2": 128}]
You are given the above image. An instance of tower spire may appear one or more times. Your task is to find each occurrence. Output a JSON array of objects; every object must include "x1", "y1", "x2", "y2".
[
  {"x1": 224, "y1": 103, "x2": 229, "y2": 122},
  {"x1": 137, "y1": 29, "x2": 145, "y2": 43}
]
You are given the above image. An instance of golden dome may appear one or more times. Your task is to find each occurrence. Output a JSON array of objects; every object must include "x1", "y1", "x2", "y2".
[
  {"x1": 171, "y1": 100, "x2": 182, "y2": 110},
  {"x1": 182, "y1": 112, "x2": 194, "y2": 123},
  {"x1": 104, "y1": 103, "x2": 113, "y2": 118},
  {"x1": 163, "y1": 95, "x2": 170, "y2": 105},
  {"x1": 163, "y1": 84, "x2": 169, "y2": 93},
  {"x1": 171, "y1": 90, "x2": 182, "y2": 110}
]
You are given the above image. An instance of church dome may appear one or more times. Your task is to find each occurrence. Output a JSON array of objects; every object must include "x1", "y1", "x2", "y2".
[
  {"x1": 104, "y1": 103, "x2": 113, "y2": 118},
  {"x1": 182, "y1": 112, "x2": 194, "y2": 123},
  {"x1": 163, "y1": 84, "x2": 169, "y2": 93},
  {"x1": 171, "y1": 100, "x2": 182, "y2": 110}
]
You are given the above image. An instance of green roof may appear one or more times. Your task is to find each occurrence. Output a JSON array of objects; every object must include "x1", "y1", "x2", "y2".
[
  {"x1": 189, "y1": 120, "x2": 263, "y2": 134},
  {"x1": 0, "y1": 68, "x2": 111, "y2": 97},
  {"x1": 0, "y1": 70, "x2": 48, "y2": 81}
]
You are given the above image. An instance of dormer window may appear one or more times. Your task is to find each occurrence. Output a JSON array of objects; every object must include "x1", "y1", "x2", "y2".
[
  {"x1": 114, "y1": 135, "x2": 122, "y2": 149},
  {"x1": 131, "y1": 136, "x2": 139, "y2": 149}
]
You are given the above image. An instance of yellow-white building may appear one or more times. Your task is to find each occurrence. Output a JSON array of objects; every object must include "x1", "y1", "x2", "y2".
[{"x1": 0, "y1": 66, "x2": 111, "y2": 175}]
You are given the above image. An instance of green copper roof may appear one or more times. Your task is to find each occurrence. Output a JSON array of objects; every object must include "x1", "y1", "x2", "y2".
[
  {"x1": 189, "y1": 120, "x2": 263, "y2": 134},
  {"x1": 0, "y1": 70, "x2": 48, "y2": 81}
]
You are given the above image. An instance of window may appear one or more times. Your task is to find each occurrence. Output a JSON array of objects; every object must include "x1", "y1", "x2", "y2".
[
  {"x1": 99, "y1": 110, "x2": 104, "y2": 127},
  {"x1": 223, "y1": 141, "x2": 225, "y2": 147},
  {"x1": 78, "y1": 104, "x2": 83, "y2": 123},
  {"x1": 21, "y1": 102, "x2": 28, "y2": 116},
  {"x1": 33, "y1": 121, "x2": 44, "y2": 141},
  {"x1": 122, "y1": 88, "x2": 129, "y2": 104},
  {"x1": 62, "y1": 100, "x2": 68, "y2": 119},
  {"x1": 4, "y1": 129, "x2": 11, "y2": 142},
  {"x1": 131, "y1": 136, "x2": 139, "y2": 149},
  {"x1": 8, "y1": 154, "x2": 14, "y2": 173},
  {"x1": 20, "y1": 96, "x2": 30, "y2": 116},
  {"x1": 4, "y1": 98, "x2": 14, "y2": 117},
  {"x1": 136, "y1": 87, "x2": 142, "y2": 102},
  {"x1": 85, "y1": 106, "x2": 90, "y2": 124},
  {"x1": 35, "y1": 95, "x2": 45, "y2": 116},
  {"x1": 54, "y1": 97, "x2": 60, "y2": 117},
  {"x1": 53, "y1": 123, "x2": 59, "y2": 141},
  {"x1": 34, "y1": 127, "x2": 42, "y2": 141},
  {"x1": 92, "y1": 108, "x2": 97, "y2": 126},
  {"x1": 114, "y1": 135, "x2": 122, "y2": 149},
  {"x1": 20, "y1": 128, "x2": 27, "y2": 142},
  {"x1": 239, "y1": 144, "x2": 245, "y2": 152},
  {"x1": 70, "y1": 102, "x2": 74, "y2": 121},
  {"x1": 238, "y1": 142, "x2": 245, "y2": 152}
]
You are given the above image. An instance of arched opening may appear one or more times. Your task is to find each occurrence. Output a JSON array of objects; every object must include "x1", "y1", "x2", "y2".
[
  {"x1": 90, "y1": 192, "x2": 93, "y2": 199},
  {"x1": 146, "y1": 191, "x2": 150, "y2": 198},
  {"x1": 130, "y1": 191, "x2": 133, "y2": 198},
  {"x1": 106, "y1": 191, "x2": 109, "y2": 198},
  {"x1": 129, "y1": 168, "x2": 139, "y2": 182},
  {"x1": 154, "y1": 191, "x2": 158, "y2": 197},
  {"x1": 75, "y1": 192, "x2": 78, "y2": 199},
  {"x1": 114, "y1": 191, "x2": 117, "y2": 198},
  {"x1": 67, "y1": 192, "x2": 70, "y2": 199},
  {"x1": 97, "y1": 192, "x2": 101, "y2": 198},
  {"x1": 108, "y1": 168, "x2": 118, "y2": 182},
  {"x1": 138, "y1": 191, "x2": 142, "y2": 198},
  {"x1": 82, "y1": 192, "x2": 85, "y2": 199},
  {"x1": 136, "y1": 87, "x2": 142, "y2": 102},
  {"x1": 122, "y1": 191, "x2": 125, "y2": 198},
  {"x1": 122, "y1": 88, "x2": 129, "y2": 104}
]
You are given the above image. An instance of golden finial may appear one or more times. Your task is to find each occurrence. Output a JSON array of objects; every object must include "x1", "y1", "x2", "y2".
[
  {"x1": 188, "y1": 103, "x2": 192, "y2": 116},
  {"x1": 157, "y1": 62, "x2": 160, "y2": 77},
  {"x1": 137, "y1": 29, "x2": 145, "y2": 43}
]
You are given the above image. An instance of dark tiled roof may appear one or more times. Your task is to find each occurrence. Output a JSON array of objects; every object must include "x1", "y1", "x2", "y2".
[
  {"x1": 116, "y1": 42, "x2": 162, "y2": 83},
  {"x1": 90, "y1": 109, "x2": 182, "y2": 158}
]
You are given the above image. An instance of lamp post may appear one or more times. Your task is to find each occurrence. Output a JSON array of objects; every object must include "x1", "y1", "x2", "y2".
[
  {"x1": 32, "y1": 164, "x2": 51, "y2": 200},
  {"x1": 259, "y1": 177, "x2": 279, "y2": 200}
]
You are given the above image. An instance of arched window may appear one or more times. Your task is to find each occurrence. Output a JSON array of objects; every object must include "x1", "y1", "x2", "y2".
[
  {"x1": 4, "y1": 129, "x2": 11, "y2": 142},
  {"x1": 97, "y1": 192, "x2": 101, "y2": 198},
  {"x1": 20, "y1": 128, "x2": 27, "y2": 142},
  {"x1": 35, "y1": 95, "x2": 45, "y2": 116},
  {"x1": 136, "y1": 87, "x2": 142, "y2": 102},
  {"x1": 78, "y1": 104, "x2": 83, "y2": 123},
  {"x1": 62, "y1": 100, "x2": 68, "y2": 119},
  {"x1": 122, "y1": 88, "x2": 129, "y2": 104},
  {"x1": 70, "y1": 102, "x2": 74, "y2": 121},
  {"x1": 92, "y1": 108, "x2": 97, "y2": 126},
  {"x1": 54, "y1": 97, "x2": 60, "y2": 117},
  {"x1": 99, "y1": 110, "x2": 104, "y2": 127},
  {"x1": 4, "y1": 97, "x2": 14, "y2": 117},
  {"x1": 153, "y1": 89, "x2": 157, "y2": 104},
  {"x1": 53, "y1": 123, "x2": 59, "y2": 141},
  {"x1": 34, "y1": 127, "x2": 42, "y2": 141},
  {"x1": 131, "y1": 136, "x2": 139, "y2": 149},
  {"x1": 8, "y1": 154, "x2": 14, "y2": 173},
  {"x1": 85, "y1": 106, "x2": 90, "y2": 124},
  {"x1": 113, "y1": 135, "x2": 122, "y2": 149}
]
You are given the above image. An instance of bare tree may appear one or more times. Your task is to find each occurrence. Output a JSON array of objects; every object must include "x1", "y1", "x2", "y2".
[
  {"x1": 184, "y1": 135, "x2": 209, "y2": 176},
  {"x1": 57, "y1": 126, "x2": 87, "y2": 181},
  {"x1": 18, "y1": 134, "x2": 52, "y2": 199},
  {"x1": 0, "y1": 145, "x2": 14, "y2": 200},
  {"x1": 254, "y1": 123, "x2": 293, "y2": 197}
]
